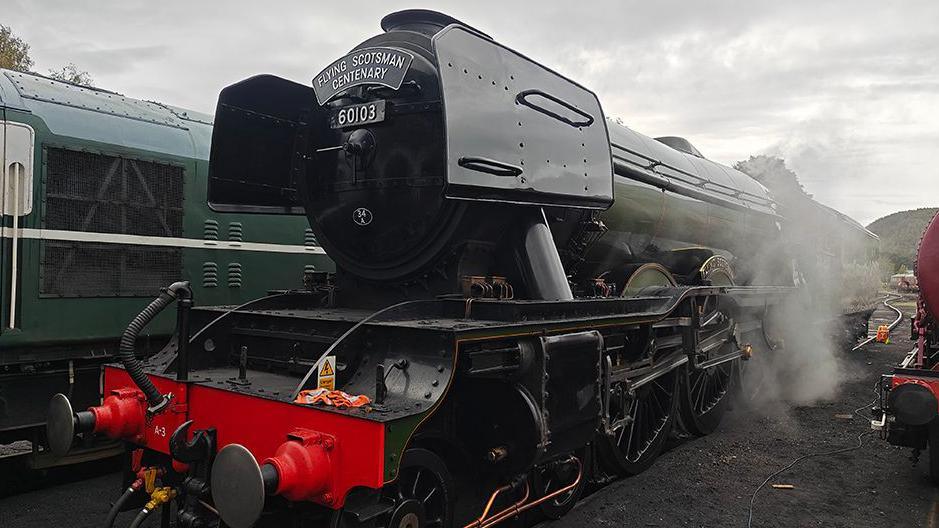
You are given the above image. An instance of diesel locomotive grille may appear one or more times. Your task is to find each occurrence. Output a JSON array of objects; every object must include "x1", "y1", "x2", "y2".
[{"x1": 41, "y1": 147, "x2": 185, "y2": 297}]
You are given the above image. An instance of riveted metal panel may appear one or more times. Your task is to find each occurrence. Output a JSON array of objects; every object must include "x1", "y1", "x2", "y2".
[
  {"x1": 0, "y1": 70, "x2": 213, "y2": 159},
  {"x1": 433, "y1": 25, "x2": 613, "y2": 209},
  {"x1": 4, "y1": 71, "x2": 182, "y2": 128}
]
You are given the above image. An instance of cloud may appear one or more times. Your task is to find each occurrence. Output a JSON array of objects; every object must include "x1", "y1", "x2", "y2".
[{"x1": 3, "y1": 0, "x2": 938, "y2": 223}]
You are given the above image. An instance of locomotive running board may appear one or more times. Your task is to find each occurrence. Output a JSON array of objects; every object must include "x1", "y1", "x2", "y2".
[{"x1": 291, "y1": 284, "x2": 792, "y2": 397}]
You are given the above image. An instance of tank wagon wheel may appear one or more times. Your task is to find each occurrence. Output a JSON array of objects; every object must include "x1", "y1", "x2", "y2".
[
  {"x1": 330, "y1": 448, "x2": 454, "y2": 528},
  {"x1": 678, "y1": 257, "x2": 738, "y2": 436},
  {"x1": 929, "y1": 423, "x2": 939, "y2": 483},
  {"x1": 530, "y1": 452, "x2": 586, "y2": 519}
]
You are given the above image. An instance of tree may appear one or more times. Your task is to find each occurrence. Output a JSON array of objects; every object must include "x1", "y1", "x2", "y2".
[
  {"x1": 734, "y1": 155, "x2": 810, "y2": 201},
  {"x1": 48, "y1": 63, "x2": 94, "y2": 87},
  {"x1": 0, "y1": 24, "x2": 33, "y2": 72}
]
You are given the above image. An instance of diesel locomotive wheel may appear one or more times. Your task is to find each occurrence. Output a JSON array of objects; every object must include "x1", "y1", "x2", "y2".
[
  {"x1": 530, "y1": 454, "x2": 585, "y2": 519},
  {"x1": 330, "y1": 448, "x2": 454, "y2": 528},
  {"x1": 602, "y1": 369, "x2": 679, "y2": 475}
]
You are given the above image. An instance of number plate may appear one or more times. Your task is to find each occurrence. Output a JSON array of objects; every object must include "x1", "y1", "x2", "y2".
[{"x1": 329, "y1": 100, "x2": 386, "y2": 129}]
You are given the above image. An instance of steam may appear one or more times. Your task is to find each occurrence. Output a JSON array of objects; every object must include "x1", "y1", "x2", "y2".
[
  {"x1": 735, "y1": 155, "x2": 878, "y2": 406},
  {"x1": 745, "y1": 293, "x2": 843, "y2": 405}
]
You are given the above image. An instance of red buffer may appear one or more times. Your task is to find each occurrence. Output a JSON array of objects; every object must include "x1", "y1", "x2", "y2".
[
  {"x1": 90, "y1": 388, "x2": 147, "y2": 442},
  {"x1": 264, "y1": 429, "x2": 337, "y2": 504}
]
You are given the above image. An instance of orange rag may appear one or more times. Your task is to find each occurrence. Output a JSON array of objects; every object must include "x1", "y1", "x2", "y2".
[{"x1": 294, "y1": 388, "x2": 371, "y2": 408}]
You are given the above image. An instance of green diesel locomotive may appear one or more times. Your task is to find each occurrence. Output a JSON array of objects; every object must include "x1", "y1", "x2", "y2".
[{"x1": 0, "y1": 69, "x2": 333, "y2": 458}]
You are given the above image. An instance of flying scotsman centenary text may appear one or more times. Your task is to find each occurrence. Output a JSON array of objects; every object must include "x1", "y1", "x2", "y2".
[{"x1": 313, "y1": 47, "x2": 414, "y2": 104}]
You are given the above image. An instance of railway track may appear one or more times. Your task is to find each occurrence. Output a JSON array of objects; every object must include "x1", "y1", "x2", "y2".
[
  {"x1": 0, "y1": 440, "x2": 122, "y2": 498},
  {"x1": 852, "y1": 293, "x2": 905, "y2": 351}
]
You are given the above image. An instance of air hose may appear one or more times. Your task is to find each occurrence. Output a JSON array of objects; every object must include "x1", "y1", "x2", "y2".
[
  {"x1": 127, "y1": 507, "x2": 152, "y2": 528},
  {"x1": 102, "y1": 485, "x2": 138, "y2": 528},
  {"x1": 119, "y1": 281, "x2": 191, "y2": 412}
]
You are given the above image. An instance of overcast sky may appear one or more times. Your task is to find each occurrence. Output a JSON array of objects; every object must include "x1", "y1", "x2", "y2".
[{"x1": 6, "y1": 1, "x2": 938, "y2": 224}]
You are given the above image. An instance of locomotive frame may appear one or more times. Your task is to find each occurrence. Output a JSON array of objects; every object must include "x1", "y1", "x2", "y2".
[{"x1": 55, "y1": 279, "x2": 785, "y2": 528}]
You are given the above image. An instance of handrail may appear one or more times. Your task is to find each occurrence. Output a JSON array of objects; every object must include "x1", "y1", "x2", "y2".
[{"x1": 8, "y1": 162, "x2": 20, "y2": 329}]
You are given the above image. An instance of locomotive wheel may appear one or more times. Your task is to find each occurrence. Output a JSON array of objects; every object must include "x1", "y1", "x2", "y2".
[
  {"x1": 678, "y1": 260, "x2": 738, "y2": 436},
  {"x1": 330, "y1": 448, "x2": 454, "y2": 528},
  {"x1": 679, "y1": 359, "x2": 736, "y2": 436},
  {"x1": 599, "y1": 263, "x2": 680, "y2": 475},
  {"x1": 530, "y1": 454, "x2": 585, "y2": 519},
  {"x1": 602, "y1": 369, "x2": 679, "y2": 475},
  {"x1": 621, "y1": 262, "x2": 676, "y2": 296},
  {"x1": 679, "y1": 301, "x2": 737, "y2": 436}
]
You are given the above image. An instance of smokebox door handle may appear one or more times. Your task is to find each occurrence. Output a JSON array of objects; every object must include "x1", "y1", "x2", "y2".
[
  {"x1": 516, "y1": 89, "x2": 595, "y2": 128},
  {"x1": 458, "y1": 156, "x2": 523, "y2": 177}
]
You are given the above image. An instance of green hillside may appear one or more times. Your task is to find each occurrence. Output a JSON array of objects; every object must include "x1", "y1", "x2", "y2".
[{"x1": 867, "y1": 207, "x2": 939, "y2": 271}]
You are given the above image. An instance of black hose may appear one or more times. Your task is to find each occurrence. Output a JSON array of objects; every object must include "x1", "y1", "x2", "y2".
[
  {"x1": 119, "y1": 282, "x2": 190, "y2": 410},
  {"x1": 128, "y1": 508, "x2": 153, "y2": 528},
  {"x1": 103, "y1": 486, "x2": 137, "y2": 528}
]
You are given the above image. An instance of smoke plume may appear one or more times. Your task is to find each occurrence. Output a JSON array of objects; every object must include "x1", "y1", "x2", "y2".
[{"x1": 736, "y1": 156, "x2": 878, "y2": 406}]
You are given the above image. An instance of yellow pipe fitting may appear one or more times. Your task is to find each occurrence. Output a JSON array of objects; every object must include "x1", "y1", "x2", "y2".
[
  {"x1": 145, "y1": 487, "x2": 178, "y2": 510},
  {"x1": 142, "y1": 467, "x2": 159, "y2": 493}
]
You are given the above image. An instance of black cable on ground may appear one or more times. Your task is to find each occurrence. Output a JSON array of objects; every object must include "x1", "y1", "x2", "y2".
[
  {"x1": 746, "y1": 292, "x2": 904, "y2": 526},
  {"x1": 849, "y1": 381, "x2": 881, "y2": 418},
  {"x1": 746, "y1": 430, "x2": 873, "y2": 528},
  {"x1": 102, "y1": 486, "x2": 137, "y2": 528}
]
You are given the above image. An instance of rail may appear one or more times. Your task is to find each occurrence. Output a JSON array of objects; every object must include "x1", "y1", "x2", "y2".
[{"x1": 851, "y1": 293, "x2": 904, "y2": 351}]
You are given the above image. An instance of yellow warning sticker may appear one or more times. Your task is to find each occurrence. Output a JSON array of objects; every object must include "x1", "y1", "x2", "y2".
[
  {"x1": 320, "y1": 360, "x2": 334, "y2": 377},
  {"x1": 317, "y1": 355, "x2": 336, "y2": 390}
]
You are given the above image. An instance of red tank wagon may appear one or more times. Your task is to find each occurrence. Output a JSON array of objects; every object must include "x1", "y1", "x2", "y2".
[{"x1": 874, "y1": 211, "x2": 939, "y2": 478}]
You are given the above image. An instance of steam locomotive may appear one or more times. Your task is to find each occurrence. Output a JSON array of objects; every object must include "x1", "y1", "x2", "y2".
[
  {"x1": 874, "y1": 210, "x2": 939, "y2": 479},
  {"x1": 46, "y1": 10, "x2": 860, "y2": 528}
]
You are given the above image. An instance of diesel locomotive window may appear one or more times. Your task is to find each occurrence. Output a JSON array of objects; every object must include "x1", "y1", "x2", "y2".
[{"x1": 41, "y1": 147, "x2": 184, "y2": 297}]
